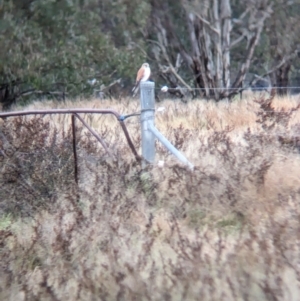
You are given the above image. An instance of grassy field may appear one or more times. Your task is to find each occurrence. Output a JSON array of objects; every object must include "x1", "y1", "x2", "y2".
[{"x1": 1, "y1": 92, "x2": 300, "y2": 300}]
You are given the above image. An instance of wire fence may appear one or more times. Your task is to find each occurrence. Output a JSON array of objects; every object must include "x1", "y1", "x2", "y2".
[
  {"x1": 149, "y1": 85, "x2": 300, "y2": 103},
  {"x1": 154, "y1": 86, "x2": 300, "y2": 91},
  {"x1": 0, "y1": 97, "x2": 299, "y2": 187},
  {"x1": 0, "y1": 109, "x2": 142, "y2": 185}
]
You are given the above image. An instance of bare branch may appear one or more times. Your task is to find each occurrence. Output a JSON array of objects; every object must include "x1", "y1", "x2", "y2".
[
  {"x1": 232, "y1": 7, "x2": 251, "y2": 25},
  {"x1": 175, "y1": 53, "x2": 182, "y2": 70},
  {"x1": 230, "y1": 35, "x2": 245, "y2": 49},
  {"x1": 99, "y1": 78, "x2": 121, "y2": 92},
  {"x1": 232, "y1": 5, "x2": 273, "y2": 90},
  {"x1": 149, "y1": 36, "x2": 193, "y2": 92},
  {"x1": 249, "y1": 50, "x2": 300, "y2": 87},
  {"x1": 161, "y1": 65, "x2": 193, "y2": 92},
  {"x1": 15, "y1": 89, "x2": 68, "y2": 99},
  {"x1": 192, "y1": 12, "x2": 220, "y2": 35}
]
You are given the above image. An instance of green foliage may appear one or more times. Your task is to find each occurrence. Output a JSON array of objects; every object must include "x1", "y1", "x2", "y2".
[
  {"x1": 0, "y1": 214, "x2": 12, "y2": 230},
  {"x1": 0, "y1": 0, "x2": 150, "y2": 106},
  {"x1": 216, "y1": 212, "x2": 245, "y2": 233}
]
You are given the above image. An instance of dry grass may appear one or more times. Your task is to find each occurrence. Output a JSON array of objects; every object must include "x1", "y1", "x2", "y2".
[{"x1": 1, "y1": 92, "x2": 300, "y2": 300}]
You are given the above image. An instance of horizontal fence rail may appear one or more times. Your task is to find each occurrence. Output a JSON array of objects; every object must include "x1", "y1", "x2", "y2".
[
  {"x1": 0, "y1": 108, "x2": 142, "y2": 186},
  {"x1": 0, "y1": 108, "x2": 140, "y2": 162}
]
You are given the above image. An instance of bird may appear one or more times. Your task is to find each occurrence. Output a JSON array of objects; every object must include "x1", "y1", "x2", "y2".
[{"x1": 132, "y1": 63, "x2": 151, "y2": 97}]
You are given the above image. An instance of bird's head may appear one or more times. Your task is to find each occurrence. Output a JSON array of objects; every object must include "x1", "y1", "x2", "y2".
[{"x1": 142, "y1": 63, "x2": 150, "y2": 69}]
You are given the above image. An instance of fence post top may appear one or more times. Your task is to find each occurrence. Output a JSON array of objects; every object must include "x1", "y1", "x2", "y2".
[{"x1": 140, "y1": 81, "x2": 155, "y2": 88}]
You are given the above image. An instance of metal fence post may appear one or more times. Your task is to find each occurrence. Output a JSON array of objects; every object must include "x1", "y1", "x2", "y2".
[
  {"x1": 71, "y1": 114, "x2": 78, "y2": 185},
  {"x1": 140, "y1": 81, "x2": 155, "y2": 166}
]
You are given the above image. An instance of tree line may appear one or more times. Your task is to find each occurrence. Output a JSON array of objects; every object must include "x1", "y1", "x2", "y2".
[{"x1": 0, "y1": 0, "x2": 299, "y2": 108}]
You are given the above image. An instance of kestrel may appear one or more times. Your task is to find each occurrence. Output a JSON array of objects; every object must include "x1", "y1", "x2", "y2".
[{"x1": 132, "y1": 63, "x2": 151, "y2": 97}]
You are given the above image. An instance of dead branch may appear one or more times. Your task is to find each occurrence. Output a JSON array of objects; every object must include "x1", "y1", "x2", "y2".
[
  {"x1": 231, "y1": 4, "x2": 273, "y2": 91},
  {"x1": 149, "y1": 35, "x2": 193, "y2": 93},
  {"x1": 149, "y1": 0, "x2": 273, "y2": 101},
  {"x1": 193, "y1": 12, "x2": 220, "y2": 35},
  {"x1": 249, "y1": 50, "x2": 300, "y2": 88}
]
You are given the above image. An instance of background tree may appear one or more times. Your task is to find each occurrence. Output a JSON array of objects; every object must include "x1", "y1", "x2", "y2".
[
  {"x1": 0, "y1": 0, "x2": 150, "y2": 108},
  {"x1": 265, "y1": 0, "x2": 300, "y2": 95},
  {"x1": 1, "y1": 0, "x2": 299, "y2": 107},
  {"x1": 147, "y1": 0, "x2": 273, "y2": 100},
  {"x1": 229, "y1": 0, "x2": 300, "y2": 95}
]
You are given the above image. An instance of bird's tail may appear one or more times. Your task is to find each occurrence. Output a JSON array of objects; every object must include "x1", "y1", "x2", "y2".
[{"x1": 131, "y1": 81, "x2": 141, "y2": 97}]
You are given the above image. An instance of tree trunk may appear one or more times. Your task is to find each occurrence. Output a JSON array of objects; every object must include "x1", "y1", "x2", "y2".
[
  {"x1": 221, "y1": 0, "x2": 231, "y2": 96},
  {"x1": 148, "y1": 0, "x2": 272, "y2": 101},
  {"x1": 275, "y1": 62, "x2": 291, "y2": 95},
  {"x1": 186, "y1": 0, "x2": 232, "y2": 100}
]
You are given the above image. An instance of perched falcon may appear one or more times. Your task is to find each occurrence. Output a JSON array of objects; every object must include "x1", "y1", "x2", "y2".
[{"x1": 132, "y1": 63, "x2": 151, "y2": 97}]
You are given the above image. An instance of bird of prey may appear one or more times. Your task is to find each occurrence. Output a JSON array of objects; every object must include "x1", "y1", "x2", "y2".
[{"x1": 132, "y1": 63, "x2": 151, "y2": 97}]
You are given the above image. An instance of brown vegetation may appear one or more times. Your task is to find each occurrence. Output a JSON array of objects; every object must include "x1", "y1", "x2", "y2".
[{"x1": 1, "y1": 93, "x2": 300, "y2": 300}]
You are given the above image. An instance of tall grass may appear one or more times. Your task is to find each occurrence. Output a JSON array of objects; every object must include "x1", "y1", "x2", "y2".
[{"x1": 1, "y1": 93, "x2": 300, "y2": 300}]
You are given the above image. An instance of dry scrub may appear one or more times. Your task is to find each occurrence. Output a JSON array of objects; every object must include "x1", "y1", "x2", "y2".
[{"x1": 1, "y1": 93, "x2": 300, "y2": 300}]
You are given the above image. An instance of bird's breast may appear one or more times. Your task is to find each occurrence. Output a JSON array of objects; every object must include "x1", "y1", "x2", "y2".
[{"x1": 141, "y1": 68, "x2": 151, "y2": 81}]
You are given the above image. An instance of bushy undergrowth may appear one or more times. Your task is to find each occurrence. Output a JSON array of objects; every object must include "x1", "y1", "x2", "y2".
[
  {"x1": 0, "y1": 117, "x2": 76, "y2": 216},
  {"x1": 1, "y1": 93, "x2": 300, "y2": 300}
]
